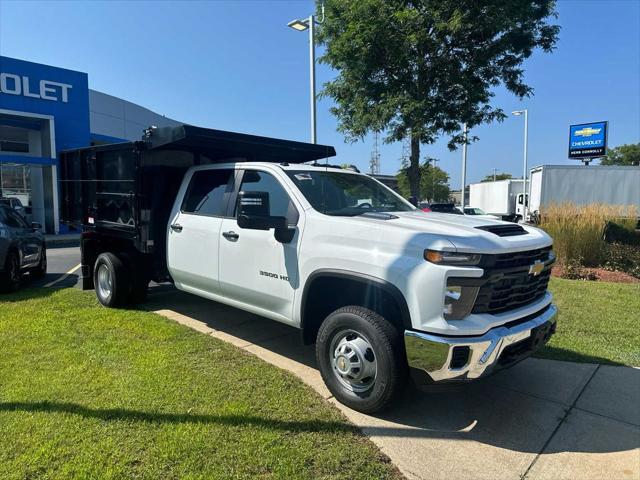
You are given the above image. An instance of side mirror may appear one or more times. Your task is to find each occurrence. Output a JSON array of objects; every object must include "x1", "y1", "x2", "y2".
[
  {"x1": 31, "y1": 222, "x2": 42, "y2": 231},
  {"x1": 237, "y1": 191, "x2": 287, "y2": 231}
]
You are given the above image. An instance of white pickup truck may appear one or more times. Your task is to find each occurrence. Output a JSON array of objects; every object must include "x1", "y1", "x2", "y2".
[{"x1": 60, "y1": 125, "x2": 557, "y2": 413}]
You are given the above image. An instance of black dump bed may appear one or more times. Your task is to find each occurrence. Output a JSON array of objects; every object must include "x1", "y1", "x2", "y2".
[{"x1": 60, "y1": 124, "x2": 336, "y2": 263}]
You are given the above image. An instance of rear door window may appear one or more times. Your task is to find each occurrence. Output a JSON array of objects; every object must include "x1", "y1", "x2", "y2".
[{"x1": 181, "y1": 169, "x2": 234, "y2": 217}]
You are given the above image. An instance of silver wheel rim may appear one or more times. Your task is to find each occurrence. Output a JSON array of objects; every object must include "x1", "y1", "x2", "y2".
[
  {"x1": 97, "y1": 264, "x2": 113, "y2": 299},
  {"x1": 329, "y1": 329, "x2": 377, "y2": 393}
]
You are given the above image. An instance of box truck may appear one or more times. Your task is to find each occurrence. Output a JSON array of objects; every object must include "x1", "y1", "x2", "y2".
[
  {"x1": 528, "y1": 165, "x2": 640, "y2": 221},
  {"x1": 468, "y1": 179, "x2": 527, "y2": 222}
]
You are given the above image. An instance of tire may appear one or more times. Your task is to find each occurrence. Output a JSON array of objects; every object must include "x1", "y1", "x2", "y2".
[
  {"x1": 0, "y1": 250, "x2": 21, "y2": 293},
  {"x1": 93, "y1": 252, "x2": 131, "y2": 308},
  {"x1": 316, "y1": 306, "x2": 407, "y2": 414},
  {"x1": 31, "y1": 246, "x2": 47, "y2": 280}
]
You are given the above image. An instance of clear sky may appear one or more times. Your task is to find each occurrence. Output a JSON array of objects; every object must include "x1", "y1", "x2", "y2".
[{"x1": 1, "y1": 0, "x2": 638, "y2": 186}]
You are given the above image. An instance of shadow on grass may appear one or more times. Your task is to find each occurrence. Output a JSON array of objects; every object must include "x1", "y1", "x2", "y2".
[
  {"x1": 0, "y1": 283, "x2": 66, "y2": 304},
  {"x1": 0, "y1": 400, "x2": 356, "y2": 434},
  {"x1": 535, "y1": 345, "x2": 627, "y2": 366}
]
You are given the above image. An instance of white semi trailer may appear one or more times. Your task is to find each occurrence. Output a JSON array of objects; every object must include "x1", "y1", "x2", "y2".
[{"x1": 528, "y1": 165, "x2": 640, "y2": 221}]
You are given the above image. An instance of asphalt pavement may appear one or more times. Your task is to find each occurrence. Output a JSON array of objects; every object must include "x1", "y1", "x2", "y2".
[{"x1": 31, "y1": 245, "x2": 81, "y2": 289}]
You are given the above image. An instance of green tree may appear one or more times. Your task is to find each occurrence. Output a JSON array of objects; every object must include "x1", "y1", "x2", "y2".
[
  {"x1": 397, "y1": 160, "x2": 451, "y2": 201},
  {"x1": 481, "y1": 172, "x2": 513, "y2": 182},
  {"x1": 317, "y1": 0, "x2": 559, "y2": 201},
  {"x1": 601, "y1": 143, "x2": 640, "y2": 166}
]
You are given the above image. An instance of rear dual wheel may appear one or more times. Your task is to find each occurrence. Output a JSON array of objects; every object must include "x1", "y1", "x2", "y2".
[{"x1": 93, "y1": 253, "x2": 148, "y2": 307}]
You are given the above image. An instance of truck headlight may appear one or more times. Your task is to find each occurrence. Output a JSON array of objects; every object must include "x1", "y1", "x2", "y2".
[
  {"x1": 443, "y1": 282, "x2": 480, "y2": 320},
  {"x1": 424, "y1": 249, "x2": 481, "y2": 266}
]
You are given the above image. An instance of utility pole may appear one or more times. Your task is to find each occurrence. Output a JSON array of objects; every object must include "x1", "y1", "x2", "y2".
[{"x1": 493, "y1": 168, "x2": 497, "y2": 182}]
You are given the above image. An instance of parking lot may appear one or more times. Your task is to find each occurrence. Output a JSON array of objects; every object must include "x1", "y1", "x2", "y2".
[{"x1": 31, "y1": 245, "x2": 640, "y2": 480}]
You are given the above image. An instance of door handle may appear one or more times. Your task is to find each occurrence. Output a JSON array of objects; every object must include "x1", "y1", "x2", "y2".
[
  {"x1": 222, "y1": 230, "x2": 239, "y2": 241},
  {"x1": 170, "y1": 223, "x2": 183, "y2": 232}
]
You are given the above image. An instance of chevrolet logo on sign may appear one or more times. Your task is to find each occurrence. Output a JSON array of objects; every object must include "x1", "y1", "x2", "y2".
[
  {"x1": 528, "y1": 260, "x2": 544, "y2": 277},
  {"x1": 574, "y1": 127, "x2": 602, "y2": 137}
]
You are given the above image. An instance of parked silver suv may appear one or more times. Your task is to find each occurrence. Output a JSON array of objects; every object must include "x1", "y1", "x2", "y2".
[{"x1": 0, "y1": 205, "x2": 46, "y2": 292}]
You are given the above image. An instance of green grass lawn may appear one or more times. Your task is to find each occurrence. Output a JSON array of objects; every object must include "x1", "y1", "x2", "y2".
[
  {"x1": 536, "y1": 277, "x2": 640, "y2": 366},
  {"x1": 0, "y1": 288, "x2": 400, "y2": 480}
]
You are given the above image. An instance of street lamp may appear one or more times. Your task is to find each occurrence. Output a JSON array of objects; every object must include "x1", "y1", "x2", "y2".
[
  {"x1": 461, "y1": 123, "x2": 468, "y2": 209},
  {"x1": 512, "y1": 109, "x2": 529, "y2": 222},
  {"x1": 288, "y1": 4, "x2": 325, "y2": 144}
]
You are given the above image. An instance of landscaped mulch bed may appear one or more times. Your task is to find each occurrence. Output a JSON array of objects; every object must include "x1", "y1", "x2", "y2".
[{"x1": 552, "y1": 266, "x2": 640, "y2": 284}]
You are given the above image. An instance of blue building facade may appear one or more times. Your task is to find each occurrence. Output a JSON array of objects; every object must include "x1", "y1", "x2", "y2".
[{"x1": 0, "y1": 55, "x2": 178, "y2": 233}]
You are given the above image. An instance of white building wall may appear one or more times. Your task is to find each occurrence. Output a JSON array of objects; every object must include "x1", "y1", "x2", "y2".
[{"x1": 89, "y1": 90, "x2": 181, "y2": 141}]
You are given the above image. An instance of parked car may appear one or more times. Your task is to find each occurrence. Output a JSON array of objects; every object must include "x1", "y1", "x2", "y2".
[
  {"x1": 463, "y1": 207, "x2": 500, "y2": 220},
  {"x1": 0, "y1": 205, "x2": 47, "y2": 292},
  {"x1": 421, "y1": 202, "x2": 464, "y2": 214},
  {"x1": 60, "y1": 124, "x2": 557, "y2": 414},
  {"x1": 0, "y1": 197, "x2": 28, "y2": 219}
]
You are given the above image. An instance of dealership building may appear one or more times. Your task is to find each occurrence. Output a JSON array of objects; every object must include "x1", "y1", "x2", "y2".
[{"x1": 0, "y1": 56, "x2": 180, "y2": 233}]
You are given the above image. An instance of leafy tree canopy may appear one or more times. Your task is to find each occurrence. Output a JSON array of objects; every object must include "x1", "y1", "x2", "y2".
[
  {"x1": 601, "y1": 143, "x2": 640, "y2": 166},
  {"x1": 397, "y1": 159, "x2": 451, "y2": 202},
  {"x1": 481, "y1": 172, "x2": 513, "y2": 182},
  {"x1": 317, "y1": 0, "x2": 559, "y2": 199}
]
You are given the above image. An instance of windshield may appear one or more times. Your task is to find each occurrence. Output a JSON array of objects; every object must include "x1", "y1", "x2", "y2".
[{"x1": 286, "y1": 170, "x2": 414, "y2": 216}]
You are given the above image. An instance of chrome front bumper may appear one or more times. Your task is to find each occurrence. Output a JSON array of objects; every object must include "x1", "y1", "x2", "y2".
[{"x1": 404, "y1": 304, "x2": 557, "y2": 382}]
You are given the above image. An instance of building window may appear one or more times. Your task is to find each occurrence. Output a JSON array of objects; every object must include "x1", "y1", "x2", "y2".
[{"x1": 0, "y1": 140, "x2": 29, "y2": 153}]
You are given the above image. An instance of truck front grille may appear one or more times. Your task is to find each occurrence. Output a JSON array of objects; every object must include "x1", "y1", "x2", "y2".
[
  {"x1": 471, "y1": 247, "x2": 553, "y2": 314},
  {"x1": 492, "y1": 246, "x2": 552, "y2": 269}
]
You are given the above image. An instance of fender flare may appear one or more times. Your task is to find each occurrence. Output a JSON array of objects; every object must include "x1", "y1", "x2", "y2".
[{"x1": 300, "y1": 268, "x2": 412, "y2": 332}]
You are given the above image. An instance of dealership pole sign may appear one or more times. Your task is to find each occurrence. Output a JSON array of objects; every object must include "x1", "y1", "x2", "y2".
[{"x1": 568, "y1": 121, "x2": 608, "y2": 160}]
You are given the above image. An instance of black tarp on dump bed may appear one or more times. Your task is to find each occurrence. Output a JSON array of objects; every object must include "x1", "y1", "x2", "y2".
[{"x1": 146, "y1": 124, "x2": 336, "y2": 163}]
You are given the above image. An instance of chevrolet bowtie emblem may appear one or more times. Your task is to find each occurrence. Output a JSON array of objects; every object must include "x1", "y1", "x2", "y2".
[
  {"x1": 529, "y1": 260, "x2": 544, "y2": 276},
  {"x1": 575, "y1": 127, "x2": 601, "y2": 137}
]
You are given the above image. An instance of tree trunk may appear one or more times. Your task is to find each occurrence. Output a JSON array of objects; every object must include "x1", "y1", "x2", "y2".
[{"x1": 408, "y1": 135, "x2": 421, "y2": 204}]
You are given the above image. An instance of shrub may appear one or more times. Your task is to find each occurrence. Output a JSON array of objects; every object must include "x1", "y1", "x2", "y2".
[
  {"x1": 540, "y1": 203, "x2": 637, "y2": 267},
  {"x1": 604, "y1": 243, "x2": 640, "y2": 279},
  {"x1": 560, "y1": 256, "x2": 597, "y2": 281}
]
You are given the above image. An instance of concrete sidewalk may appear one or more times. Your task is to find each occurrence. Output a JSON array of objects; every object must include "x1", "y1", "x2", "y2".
[{"x1": 146, "y1": 287, "x2": 640, "y2": 480}]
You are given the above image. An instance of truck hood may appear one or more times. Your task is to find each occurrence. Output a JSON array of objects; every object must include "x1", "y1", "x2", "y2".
[{"x1": 353, "y1": 210, "x2": 552, "y2": 254}]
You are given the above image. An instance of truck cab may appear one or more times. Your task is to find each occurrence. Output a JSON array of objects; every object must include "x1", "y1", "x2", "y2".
[{"x1": 61, "y1": 125, "x2": 557, "y2": 413}]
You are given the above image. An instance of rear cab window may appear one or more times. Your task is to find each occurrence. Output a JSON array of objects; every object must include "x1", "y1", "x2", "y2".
[{"x1": 181, "y1": 169, "x2": 235, "y2": 217}]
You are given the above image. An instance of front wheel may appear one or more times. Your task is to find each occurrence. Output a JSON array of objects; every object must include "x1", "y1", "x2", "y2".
[
  {"x1": 93, "y1": 253, "x2": 131, "y2": 307},
  {"x1": 0, "y1": 251, "x2": 21, "y2": 293},
  {"x1": 316, "y1": 306, "x2": 407, "y2": 413}
]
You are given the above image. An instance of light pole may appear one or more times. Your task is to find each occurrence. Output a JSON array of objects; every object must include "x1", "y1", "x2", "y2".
[
  {"x1": 288, "y1": 4, "x2": 325, "y2": 144},
  {"x1": 431, "y1": 158, "x2": 439, "y2": 202},
  {"x1": 461, "y1": 123, "x2": 468, "y2": 209},
  {"x1": 512, "y1": 109, "x2": 528, "y2": 222}
]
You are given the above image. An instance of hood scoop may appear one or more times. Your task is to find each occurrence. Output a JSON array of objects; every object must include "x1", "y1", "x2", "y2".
[{"x1": 476, "y1": 224, "x2": 527, "y2": 237}]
